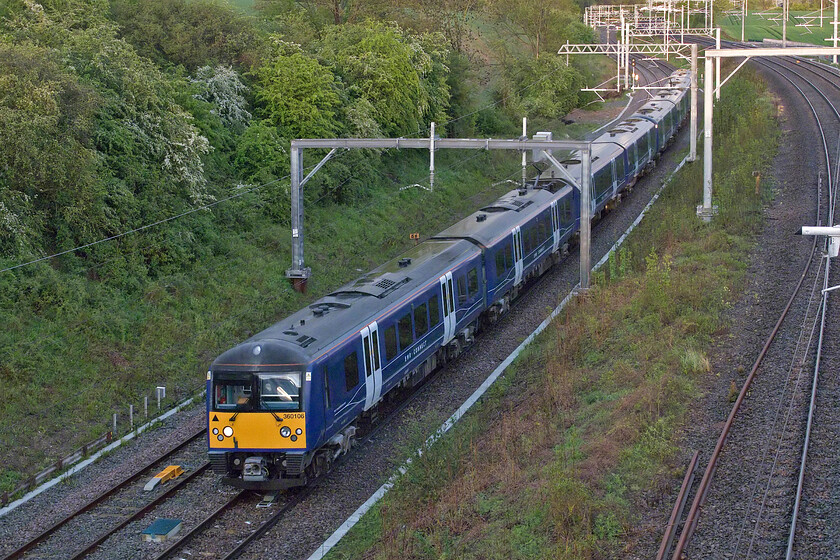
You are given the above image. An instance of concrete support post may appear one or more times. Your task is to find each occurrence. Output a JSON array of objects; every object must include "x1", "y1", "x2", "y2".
[
  {"x1": 619, "y1": 15, "x2": 625, "y2": 91},
  {"x1": 616, "y1": 27, "x2": 621, "y2": 90},
  {"x1": 834, "y1": 0, "x2": 838, "y2": 63},
  {"x1": 715, "y1": 28, "x2": 721, "y2": 100},
  {"x1": 430, "y1": 122, "x2": 435, "y2": 191},
  {"x1": 689, "y1": 43, "x2": 698, "y2": 162},
  {"x1": 711, "y1": 0, "x2": 715, "y2": 31},
  {"x1": 624, "y1": 19, "x2": 630, "y2": 90},
  {"x1": 742, "y1": 0, "x2": 747, "y2": 41},
  {"x1": 699, "y1": 55, "x2": 716, "y2": 221},
  {"x1": 783, "y1": 0, "x2": 788, "y2": 47},
  {"x1": 580, "y1": 147, "x2": 592, "y2": 290},
  {"x1": 521, "y1": 118, "x2": 527, "y2": 189}
]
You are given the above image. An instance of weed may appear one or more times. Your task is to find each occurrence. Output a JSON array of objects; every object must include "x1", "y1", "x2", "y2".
[{"x1": 681, "y1": 349, "x2": 711, "y2": 375}]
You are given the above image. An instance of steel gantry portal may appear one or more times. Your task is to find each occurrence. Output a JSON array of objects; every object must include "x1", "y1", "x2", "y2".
[
  {"x1": 697, "y1": 47, "x2": 840, "y2": 221},
  {"x1": 285, "y1": 135, "x2": 595, "y2": 292},
  {"x1": 557, "y1": 42, "x2": 699, "y2": 162}
]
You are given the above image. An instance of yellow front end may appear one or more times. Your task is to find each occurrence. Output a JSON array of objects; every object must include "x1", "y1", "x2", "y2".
[{"x1": 208, "y1": 411, "x2": 306, "y2": 450}]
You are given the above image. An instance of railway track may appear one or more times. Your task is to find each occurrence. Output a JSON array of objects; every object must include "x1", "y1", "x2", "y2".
[
  {"x1": 148, "y1": 365, "x2": 443, "y2": 560},
  {"x1": 658, "y1": 38, "x2": 840, "y2": 560},
  {"x1": 2, "y1": 428, "x2": 207, "y2": 560}
]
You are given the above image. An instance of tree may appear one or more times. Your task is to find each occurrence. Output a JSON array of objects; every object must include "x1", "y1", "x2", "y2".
[
  {"x1": 504, "y1": 54, "x2": 584, "y2": 118},
  {"x1": 318, "y1": 22, "x2": 450, "y2": 137},
  {"x1": 110, "y1": 0, "x2": 260, "y2": 70},
  {"x1": 251, "y1": 39, "x2": 341, "y2": 139},
  {"x1": 487, "y1": 0, "x2": 581, "y2": 58},
  {"x1": 191, "y1": 65, "x2": 252, "y2": 133},
  {"x1": 0, "y1": 41, "x2": 102, "y2": 257}
]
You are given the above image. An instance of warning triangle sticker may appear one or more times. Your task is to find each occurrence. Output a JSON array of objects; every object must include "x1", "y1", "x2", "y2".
[{"x1": 212, "y1": 415, "x2": 219, "y2": 422}]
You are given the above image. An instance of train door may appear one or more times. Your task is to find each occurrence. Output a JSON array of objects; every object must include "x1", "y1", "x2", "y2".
[
  {"x1": 512, "y1": 227, "x2": 524, "y2": 285},
  {"x1": 360, "y1": 321, "x2": 382, "y2": 411},
  {"x1": 550, "y1": 201, "x2": 560, "y2": 252},
  {"x1": 439, "y1": 272, "x2": 456, "y2": 345}
]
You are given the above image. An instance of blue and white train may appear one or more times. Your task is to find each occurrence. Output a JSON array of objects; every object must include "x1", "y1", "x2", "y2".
[{"x1": 207, "y1": 69, "x2": 691, "y2": 489}]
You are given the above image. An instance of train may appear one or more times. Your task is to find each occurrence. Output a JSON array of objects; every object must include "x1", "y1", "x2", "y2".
[{"x1": 207, "y1": 69, "x2": 692, "y2": 490}]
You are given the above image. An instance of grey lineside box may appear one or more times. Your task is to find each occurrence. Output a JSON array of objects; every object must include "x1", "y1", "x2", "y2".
[{"x1": 141, "y1": 518, "x2": 182, "y2": 543}]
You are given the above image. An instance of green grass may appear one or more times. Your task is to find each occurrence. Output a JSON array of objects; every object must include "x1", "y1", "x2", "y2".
[
  {"x1": 322, "y1": 68, "x2": 779, "y2": 560},
  {"x1": 720, "y1": 10, "x2": 838, "y2": 45}
]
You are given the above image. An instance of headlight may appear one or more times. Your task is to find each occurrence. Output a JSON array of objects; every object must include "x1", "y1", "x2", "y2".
[
  {"x1": 223, "y1": 426, "x2": 233, "y2": 438},
  {"x1": 280, "y1": 426, "x2": 291, "y2": 438},
  {"x1": 290, "y1": 435, "x2": 298, "y2": 442},
  {"x1": 217, "y1": 435, "x2": 224, "y2": 441},
  {"x1": 295, "y1": 428, "x2": 302, "y2": 435},
  {"x1": 212, "y1": 428, "x2": 219, "y2": 435}
]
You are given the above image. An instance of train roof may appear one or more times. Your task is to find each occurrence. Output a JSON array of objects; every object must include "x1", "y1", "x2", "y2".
[
  {"x1": 212, "y1": 238, "x2": 480, "y2": 369},
  {"x1": 600, "y1": 118, "x2": 656, "y2": 146},
  {"x1": 432, "y1": 187, "x2": 569, "y2": 246}
]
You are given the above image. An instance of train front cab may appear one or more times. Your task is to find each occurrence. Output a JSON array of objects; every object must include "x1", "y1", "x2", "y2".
[{"x1": 207, "y1": 342, "x2": 318, "y2": 490}]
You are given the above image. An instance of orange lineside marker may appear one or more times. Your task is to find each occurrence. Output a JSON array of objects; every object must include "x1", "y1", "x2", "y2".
[{"x1": 143, "y1": 465, "x2": 185, "y2": 492}]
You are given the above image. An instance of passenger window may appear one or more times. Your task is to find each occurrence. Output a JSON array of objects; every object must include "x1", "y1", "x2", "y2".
[
  {"x1": 457, "y1": 275, "x2": 467, "y2": 305},
  {"x1": 398, "y1": 313, "x2": 413, "y2": 349},
  {"x1": 428, "y1": 294, "x2": 440, "y2": 327},
  {"x1": 505, "y1": 243, "x2": 513, "y2": 267},
  {"x1": 384, "y1": 326, "x2": 398, "y2": 361},
  {"x1": 344, "y1": 352, "x2": 359, "y2": 392},
  {"x1": 414, "y1": 303, "x2": 428, "y2": 337},
  {"x1": 495, "y1": 251, "x2": 506, "y2": 276},
  {"x1": 468, "y1": 268, "x2": 478, "y2": 295}
]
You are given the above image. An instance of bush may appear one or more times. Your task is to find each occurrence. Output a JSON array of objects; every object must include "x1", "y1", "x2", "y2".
[
  {"x1": 251, "y1": 39, "x2": 341, "y2": 139},
  {"x1": 318, "y1": 22, "x2": 450, "y2": 137},
  {"x1": 110, "y1": 0, "x2": 259, "y2": 70},
  {"x1": 503, "y1": 55, "x2": 584, "y2": 119}
]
